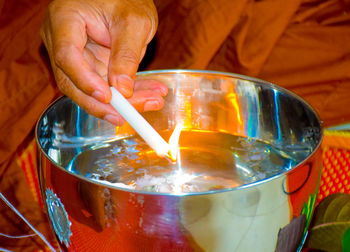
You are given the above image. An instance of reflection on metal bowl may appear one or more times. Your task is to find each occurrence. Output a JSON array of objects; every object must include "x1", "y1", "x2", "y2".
[{"x1": 36, "y1": 70, "x2": 323, "y2": 252}]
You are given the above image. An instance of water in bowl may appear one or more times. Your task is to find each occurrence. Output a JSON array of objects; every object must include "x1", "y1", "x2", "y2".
[{"x1": 67, "y1": 130, "x2": 311, "y2": 193}]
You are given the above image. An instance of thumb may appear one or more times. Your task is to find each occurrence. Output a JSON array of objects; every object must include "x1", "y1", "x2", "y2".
[{"x1": 108, "y1": 14, "x2": 155, "y2": 98}]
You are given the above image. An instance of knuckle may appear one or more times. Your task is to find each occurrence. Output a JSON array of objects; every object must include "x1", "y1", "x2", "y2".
[
  {"x1": 53, "y1": 48, "x2": 65, "y2": 67},
  {"x1": 124, "y1": 11, "x2": 154, "y2": 33},
  {"x1": 115, "y1": 48, "x2": 139, "y2": 66},
  {"x1": 53, "y1": 44, "x2": 71, "y2": 68},
  {"x1": 54, "y1": 71, "x2": 73, "y2": 96}
]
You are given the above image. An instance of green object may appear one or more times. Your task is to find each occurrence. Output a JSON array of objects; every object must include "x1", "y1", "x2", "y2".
[
  {"x1": 308, "y1": 222, "x2": 350, "y2": 252},
  {"x1": 307, "y1": 193, "x2": 350, "y2": 252},
  {"x1": 343, "y1": 227, "x2": 350, "y2": 252},
  {"x1": 301, "y1": 168, "x2": 321, "y2": 234},
  {"x1": 313, "y1": 193, "x2": 348, "y2": 226},
  {"x1": 301, "y1": 191, "x2": 317, "y2": 232}
]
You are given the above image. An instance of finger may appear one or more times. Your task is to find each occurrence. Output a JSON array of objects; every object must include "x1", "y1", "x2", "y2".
[
  {"x1": 49, "y1": 6, "x2": 111, "y2": 103},
  {"x1": 83, "y1": 47, "x2": 108, "y2": 77},
  {"x1": 50, "y1": 60, "x2": 123, "y2": 124},
  {"x1": 127, "y1": 90, "x2": 165, "y2": 112},
  {"x1": 85, "y1": 40, "x2": 110, "y2": 66},
  {"x1": 108, "y1": 13, "x2": 156, "y2": 97},
  {"x1": 134, "y1": 79, "x2": 168, "y2": 96}
]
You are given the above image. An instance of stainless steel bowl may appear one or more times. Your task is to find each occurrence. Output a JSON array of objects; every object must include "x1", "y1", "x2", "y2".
[{"x1": 36, "y1": 70, "x2": 323, "y2": 252}]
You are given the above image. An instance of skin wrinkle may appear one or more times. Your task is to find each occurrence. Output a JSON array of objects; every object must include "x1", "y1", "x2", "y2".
[
  {"x1": 57, "y1": 51, "x2": 102, "y2": 97},
  {"x1": 81, "y1": 3, "x2": 112, "y2": 47},
  {"x1": 107, "y1": 8, "x2": 156, "y2": 82},
  {"x1": 49, "y1": 5, "x2": 86, "y2": 45},
  {"x1": 108, "y1": 0, "x2": 156, "y2": 46},
  {"x1": 41, "y1": 24, "x2": 75, "y2": 97},
  {"x1": 47, "y1": 43, "x2": 92, "y2": 101},
  {"x1": 84, "y1": 45, "x2": 108, "y2": 76}
]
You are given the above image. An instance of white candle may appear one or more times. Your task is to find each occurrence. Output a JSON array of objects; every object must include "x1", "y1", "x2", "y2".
[{"x1": 110, "y1": 87, "x2": 170, "y2": 157}]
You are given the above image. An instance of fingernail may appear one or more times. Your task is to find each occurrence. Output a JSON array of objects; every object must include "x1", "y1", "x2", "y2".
[
  {"x1": 117, "y1": 75, "x2": 133, "y2": 97},
  {"x1": 92, "y1": 91, "x2": 105, "y2": 102},
  {"x1": 104, "y1": 114, "x2": 122, "y2": 125},
  {"x1": 144, "y1": 100, "x2": 160, "y2": 111}
]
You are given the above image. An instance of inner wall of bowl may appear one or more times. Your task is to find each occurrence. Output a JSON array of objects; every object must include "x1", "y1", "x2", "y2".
[
  {"x1": 37, "y1": 70, "x2": 322, "y2": 176},
  {"x1": 138, "y1": 71, "x2": 321, "y2": 159}
]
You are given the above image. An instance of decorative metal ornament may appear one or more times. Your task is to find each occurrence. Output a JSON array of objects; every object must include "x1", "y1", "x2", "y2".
[{"x1": 45, "y1": 189, "x2": 72, "y2": 247}]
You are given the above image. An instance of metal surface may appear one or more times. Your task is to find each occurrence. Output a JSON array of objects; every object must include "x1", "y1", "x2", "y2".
[{"x1": 36, "y1": 70, "x2": 323, "y2": 251}]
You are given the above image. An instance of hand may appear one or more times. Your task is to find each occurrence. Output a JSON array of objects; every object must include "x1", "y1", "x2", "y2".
[{"x1": 40, "y1": 0, "x2": 167, "y2": 125}]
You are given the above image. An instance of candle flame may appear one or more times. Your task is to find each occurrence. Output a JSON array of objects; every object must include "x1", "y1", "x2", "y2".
[{"x1": 168, "y1": 123, "x2": 183, "y2": 161}]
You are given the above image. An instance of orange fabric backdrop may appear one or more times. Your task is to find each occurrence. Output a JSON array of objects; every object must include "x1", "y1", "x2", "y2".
[
  {"x1": 0, "y1": 0, "x2": 350, "y2": 251},
  {"x1": 151, "y1": 0, "x2": 350, "y2": 126}
]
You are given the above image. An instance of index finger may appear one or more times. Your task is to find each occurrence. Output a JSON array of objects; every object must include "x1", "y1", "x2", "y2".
[
  {"x1": 108, "y1": 8, "x2": 157, "y2": 97},
  {"x1": 49, "y1": 7, "x2": 111, "y2": 103}
]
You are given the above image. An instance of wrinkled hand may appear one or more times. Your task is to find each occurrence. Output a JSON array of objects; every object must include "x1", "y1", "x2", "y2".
[{"x1": 41, "y1": 0, "x2": 167, "y2": 125}]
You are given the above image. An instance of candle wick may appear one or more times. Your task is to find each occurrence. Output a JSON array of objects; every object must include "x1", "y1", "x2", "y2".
[{"x1": 164, "y1": 154, "x2": 176, "y2": 164}]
